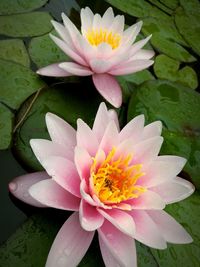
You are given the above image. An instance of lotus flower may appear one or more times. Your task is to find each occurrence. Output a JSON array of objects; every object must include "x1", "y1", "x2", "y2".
[
  {"x1": 36, "y1": 7, "x2": 154, "y2": 108},
  {"x1": 9, "y1": 103, "x2": 194, "y2": 267}
]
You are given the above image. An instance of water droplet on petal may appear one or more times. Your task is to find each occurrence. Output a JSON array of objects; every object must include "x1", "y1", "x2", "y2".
[
  {"x1": 64, "y1": 248, "x2": 71, "y2": 256},
  {"x1": 57, "y1": 256, "x2": 66, "y2": 266},
  {"x1": 9, "y1": 182, "x2": 17, "y2": 192}
]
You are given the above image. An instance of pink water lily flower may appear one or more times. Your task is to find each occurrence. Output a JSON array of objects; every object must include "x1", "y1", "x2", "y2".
[
  {"x1": 36, "y1": 7, "x2": 154, "y2": 108},
  {"x1": 9, "y1": 103, "x2": 194, "y2": 267}
]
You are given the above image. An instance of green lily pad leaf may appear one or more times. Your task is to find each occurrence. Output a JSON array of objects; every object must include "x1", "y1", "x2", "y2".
[
  {"x1": 0, "y1": 0, "x2": 48, "y2": 15},
  {"x1": 0, "y1": 59, "x2": 45, "y2": 109},
  {"x1": 28, "y1": 31, "x2": 69, "y2": 68},
  {"x1": 159, "y1": 0, "x2": 179, "y2": 10},
  {"x1": 0, "y1": 213, "x2": 61, "y2": 267},
  {"x1": 0, "y1": 103, "x2": 14, "y2": 150},
  {"x1": 136, "y1": 242, "x2": 158, "y2": 267},
  {"x1": 0, "y1": 39, "x2": 30, "y2": 67},
  {"x1": 175, "y1": 6, "x2": 200, "y2": 56},
  {"x1": 147, "y1": 0, "x2": 173, "y2": 14},
  {"x1": 0, "y1": 211, "x2": 105, "y2": 267},
  {"x1": 128, "y1": 80, "x2": 200, "y2": 189},
  {"x1": 151, "y1": 193, "x2": 200, "y2": 267},
  {"x1": 0, "y1": 12, "x2": 53, "y2": 37},
  {"x1": 13, "y1": 82, "x2": 103, "y2": 170},
  {"x1": 106, "y1": 0, "x2": 170, "y2": 20},
  {"x1": 151, "y1": 34, "x2": 196, "y2": 63},
  {"x1": 180, "y1": 0, "x2": 200, "y2": 16},
  {"x1": 118, "y1": 70, "x2": 155, "y2": 103},
  {"x1": 154, "y1": 55, "x2": 198, "y2": 89}
]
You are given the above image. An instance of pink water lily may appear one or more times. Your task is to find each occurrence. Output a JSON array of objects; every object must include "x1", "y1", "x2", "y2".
[
  {"x1": 36, "y1": 7, "x2": 154, "y2": 107},
  {"x1": 9, "y1": 103, "x2": 194, "y2": 267}
]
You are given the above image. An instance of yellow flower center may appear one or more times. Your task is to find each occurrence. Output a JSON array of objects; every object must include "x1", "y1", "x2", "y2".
[
  {"x1": 91, "y1": 148, "x2": 146, "y2": 204},
  {"x1": 85, "y1": 28, "x2": 121, "y2": 49}
]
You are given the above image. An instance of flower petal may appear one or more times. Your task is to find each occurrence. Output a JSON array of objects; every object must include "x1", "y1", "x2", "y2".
[
  {"x1": 109, "y1": 59, "x2": 154, "y2": 75},
  {"x1": 98, "y1": 220, "x2": 137, "y2": 267},
  {"x1": 142, "y1": 121, "x2": 162, "y2": 139},
  {"x1": 80, "y1": 179, "x2": 97, "y2": 206},
  {"x1": 131, "y1": 49, "x2": 155, "y2": 60},
  {"x1": 45, "y1": 112, "x2": 76, "y2": 149},
  {"x1": 139, "y1": 156, "x2": 187, "y2": 187},
  {"x1": 9, "y1": 172, "x2": 49, "y2": 207},
  {"x1": 119, "y1": 114, "x2": 144, "y2": 142},
  {"x1": 30, "y1": 139, "x2": 73, "y2": 164},
  {"x1": 46, "y1": 212, "x2": 94, "y2": 267},
  {"x1": 41, "y1": 156, "x2": 80, "y2": 197},
  {"x1": 97, "y1": 208, "x2": 135, "y2": 237},
  {"x1": 92, "y1": 73, "x2": 122, "y2": 108},
  {"x1": 101, "y1": 7, "x2": 115, "y2": 29},
  {"x1": 89, "y1": 58, "x2": 113, "y2": 73},
  {"x1": 50, "y1": 34, "x2": 86, "y2": 66},
  {"x1": 74, "y1": 146, "x2": 93, "y2": 180},
  {"x1": 92, "y1": 102, "x2": 111, "y2": 142},
  {"x1": 131, "y1": 136, "x2": 163, "y2": 164},
  {"x1": 128, "y1": 190, "x2": 165, "y2": 210},
  {"x1": 81, "y1": 7, "x2": 94, "y2": 35},
  {"x1": 109, "y1": 15, "x2": 124, "y2": 35},
  {"x1": 37, "y1": 63, "x2": 71, "y2": 77},
  {"x1": 150, "y1": 177, "x2": 195, "y2": 204},
  {"x1": 99, "y1": 120, "x2": 119, "y2": 154},
  {"x1": 129, "y1": 35, "x2": 152, "y2": 56},
  {"x1": 29, "y1": 179, "x2": 80, "y2": 211},
  {"x1": 51, "y1": 20, "x2": 73, "y2": 47},
  {"x1": 59, "y1": 62, "x2": 93, "y2": 76},
  {"x1": 147, "y1": 210, "x2": 193, "y2": 244},
  {"x1": 77, "y1": 119, "x2": 99, "y2": 156},
  {"x1": 122, "y1": 21, "x2": 143, "y2": 45},
  {"x1": 79, "y1": 200, "x2": 104, "y2": 231},
  {"x1": 108, "y1": 109, "x2": 120, "y2": 130},
  {"x1": 130, "y1": 210, "x2": 167, "y2": 249}
]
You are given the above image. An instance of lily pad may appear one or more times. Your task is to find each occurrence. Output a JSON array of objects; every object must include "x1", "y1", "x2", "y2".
[
  {"x1": 0, "y1": 59, "x2": 45, "y2": 110},
  {"x1": 147, "y1": 0, "x2": 173, "y2": 14},
  {"x1": 159, "y1": 0, "x2": 179, "y2": 10},
  {"x1": 154, "y1": 55, "x2": 198, "y2": 89},
  {"x1": 13, "y1": 82, "x2": 103, "y2": 171},
  {"x1": 0, "y1": 0, "x2": 48, "y2": 15},
  {"x1": 175, "y1": 7, "x2": 200, "y2": 56},
  {"x1": 106, "y1": 0, "x2": 169, "y2": 20},
  {"x1": 151, "y1": 193, "x2": 200, "y2": 267},
  {"x1": 118, "y1": 70, "x2": 155, "y2": 103},
  {"x1": 0, "y1": 103, "x2": 14, "y2": 150},
  {"x1": 28, "y1": 31, "x2": 69, "y2": 68},
  {"x1": 0, "y1": 12, "x2": 53, "y2": 37},
  {"x1": 128, "y1": 80, "x2": 200, "y2": 189},
  {"x1": 0, "y1": 39, "x2": 30, "y2": 67},
  {"x1": 180, "y1": 0, "x2": 200, "y2": 16},
  {"x1": 151, "y1": 34, "x2": 196, "y2": 63}
]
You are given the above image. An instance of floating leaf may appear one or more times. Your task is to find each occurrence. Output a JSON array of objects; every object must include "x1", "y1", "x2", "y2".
[
  {"x1": 0, "y1": 0, "x2": 48, "y2": 15},
  {"x1": 147, "y1": 0, "x2": 173, "y2": 14},
  {"x1": 118, "y1": 70, "x2": 155, "y2": 103},
  {"x1": 151, "y1": 193, "x2": 200, "y2": 267},
  {"x1": 106, "y1": 0, "x2": 169, "y2": 20},
  {"x1": 150, "y1": 34, "x2": 196, "y2": 63},
  {"x1": 159, "y1": 0, "x2": 179, "y2": 10},
  {"x1": 154, "y1": 55, "x2": 198, "y2": 89},
  {"x1": 128, "y1": 80, "x2": 200, "y2": 189},
  {"x1": 13, "y1": 81, "x2": 103, "y2": 170},
  {"x1": 0, "y1": 103, "x2": 14, "y2": 150},
  {"x1": 28, "y1": 31, "x2": 69, "y2": 68},
  {"x1": 0, "y1": 59, "x2": 45, "y2": 109},
  {"x1": 175, "y1": 6, "x2": 200, "y2": 56},
  {"x1": 0, "y1": 39, "x2": 30, "y2": 67},
  {"x1": 0, "y1": 12, "x2": 53, "y2": 37}
]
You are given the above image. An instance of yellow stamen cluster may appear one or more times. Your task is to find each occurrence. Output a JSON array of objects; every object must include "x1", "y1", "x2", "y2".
[
  {"x1": 86, "y1": 28, "x2": 121, "y2": 49},
  {"x1": 91, "y1": 148, "x2": 146, "y2": 204}
]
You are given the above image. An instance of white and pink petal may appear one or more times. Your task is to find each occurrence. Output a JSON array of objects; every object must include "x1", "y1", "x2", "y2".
[{"x1": 46, "y1": 212, "x2": 94, "y2": 267}]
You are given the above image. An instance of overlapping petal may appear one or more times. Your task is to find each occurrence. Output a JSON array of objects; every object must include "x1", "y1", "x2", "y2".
[
  {"x1": 36, "y1": 7, "x2": 154, "y2": 107},
  {"x1": 9, "y1": 102, "x2": 195, "y2": 267}
]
